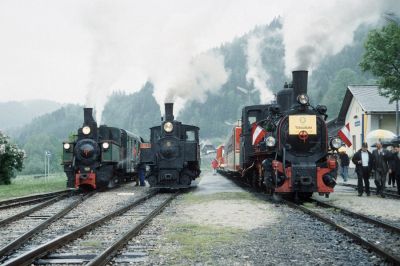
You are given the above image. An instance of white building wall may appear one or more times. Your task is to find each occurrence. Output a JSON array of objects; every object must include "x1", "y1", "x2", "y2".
[{"x1": 345, "y1": 98, "x2": 363, "y2": 156}]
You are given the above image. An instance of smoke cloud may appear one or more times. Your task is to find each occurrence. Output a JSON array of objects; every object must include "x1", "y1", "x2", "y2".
[
  {"x1": 84, "y1": 2, "x2": 128, "y2": 124},
  {"x1": 163, "y1": 51, "x2": 229, "y2": 112},
  {"x1": 282, "y1": 0, "x2": 400, "y2": 73},
  {"x1": 3, "y1": 0, "x2": 399, "y2": 113},
  {"x1": 245, "y1": 27, "x2": 281, "y2": 104}
]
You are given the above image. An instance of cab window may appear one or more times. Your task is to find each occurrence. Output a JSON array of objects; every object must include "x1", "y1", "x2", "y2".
[{"x1": 186, "y1": 130, "x2": 195, "y2": 141}]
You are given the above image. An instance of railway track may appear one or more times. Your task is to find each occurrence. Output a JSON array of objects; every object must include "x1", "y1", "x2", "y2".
[
  {"x1": 0, "y1": 193, "x2": 93, "y2": 262},
  {"x1": 2, "y1": 189, "x2": 177, "y2": 266},
  {"x1": 285, "y1": 199, "x2": 400, "y2": 265},
  {"x1": 0, "y1": 190, "x2": 73, "y2": 210},
  {"x1": 339, "y1": 183, "x2": 400, "y2": 199},
  {"x1": 219, "y1": 173, "x2": 400, "y2": 264}
]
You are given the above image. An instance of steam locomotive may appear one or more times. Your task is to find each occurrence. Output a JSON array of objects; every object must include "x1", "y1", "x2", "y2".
[
  {"x1": 140, "y1": 103, "x2": 201, "y2": 188},
  {"x1": 218, "y1": 71, "x2": 340, "y2": 199},
  {"x1": 62, "y1": 108, "x2": 143, "y2": 190}
]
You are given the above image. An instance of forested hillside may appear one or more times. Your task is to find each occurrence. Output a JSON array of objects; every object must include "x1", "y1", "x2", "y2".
[
  {"x1": 0, "y1": 100, "x2": 61, "y2": 131},
  {"x1": 309, "y1": 24, "x2": 376, "y2": 118},
  {"x1": 102, "y1": 82, "x2": 161, "y2": 139},
  {"x1": 179, "y1": 18, "x2": 285, "y2": 139},
  {"x1": 14, "y1": 105, "x2": 83, "y2": 174}
]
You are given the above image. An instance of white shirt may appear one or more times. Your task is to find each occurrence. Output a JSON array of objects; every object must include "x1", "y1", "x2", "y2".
[{"x1": 361, "y1": 151, "x2": 369, "y2": 167}]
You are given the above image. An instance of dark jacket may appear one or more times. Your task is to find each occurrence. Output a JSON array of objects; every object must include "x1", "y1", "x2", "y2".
[
  {"x1": 352, "y1": 149, "x2": 373, "y2": 174},
  {"x1": 388, "y1": 151, "x2": 400, "y2": 175},
  {"x1": 339, "y1": 153, "x2": 350, "y2": 167},
  {"x1": 371, "y1": 148, "x2": 389, "y2": 174}
]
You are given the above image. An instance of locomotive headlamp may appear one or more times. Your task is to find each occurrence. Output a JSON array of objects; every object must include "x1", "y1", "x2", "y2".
[
  {"x1": 63, "y1": 143, "x2": 71, "y2": 150},
  {"x1": 297, "y1": 94, "x2": 309, "y2": 105},
  {"x1": 82, "y1": 126, "x2": 91, "y2": 135},
  {"x1": 330, "y1": 137, "x2": 342, "y2": 150},
  {"x1": 265, "y1": 136, "x2": 276, "y2": 147},
  {"x1": 164, "y1": 122, "x2": 174, "y2": 133},
  {"x1": 102, "y1": 142, "x2": 110, "y2": 149}
]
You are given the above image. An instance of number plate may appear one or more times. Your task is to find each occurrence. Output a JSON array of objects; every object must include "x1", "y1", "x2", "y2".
[{"x1": 288, "y1": 115, "x2": 317, "y2": 135}]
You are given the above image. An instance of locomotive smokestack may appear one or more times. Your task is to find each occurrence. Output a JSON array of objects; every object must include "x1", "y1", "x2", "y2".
[
  {"x1": 292, "y1": 70, "x2": 308, "y2": 101},
  {"x1": 84, "y1": 108, "x2": 95, "y2": 124},
  {"x1": 165, "y1": 103, "x2": 174, "y2": 121}
]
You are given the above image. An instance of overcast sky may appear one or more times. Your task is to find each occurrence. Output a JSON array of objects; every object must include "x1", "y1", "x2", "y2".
[{"x1": 0, "y1": 0, "x2": 397, "y2": 106}]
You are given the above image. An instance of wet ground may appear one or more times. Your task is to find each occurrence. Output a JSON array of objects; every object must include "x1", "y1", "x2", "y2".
[{"x1": 193, "y1": 171, "x2": 245, "y2": 195}]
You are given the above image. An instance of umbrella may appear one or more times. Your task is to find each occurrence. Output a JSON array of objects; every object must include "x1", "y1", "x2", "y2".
[{"x1": 366, "y1": 129, "x2": 396, "y2": 146}]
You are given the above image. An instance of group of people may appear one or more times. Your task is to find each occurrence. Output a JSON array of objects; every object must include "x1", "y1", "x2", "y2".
[{"x1": 339, "y1": 141, "x2": 400, "y2": 197}]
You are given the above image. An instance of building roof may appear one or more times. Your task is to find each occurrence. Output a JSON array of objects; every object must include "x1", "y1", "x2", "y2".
[
  {"x1": 329, "y1": 85, "x2": 396, "y2": 136},
  {"x1": 347, "y1": 85, "x2": 396, "y2": 113}
]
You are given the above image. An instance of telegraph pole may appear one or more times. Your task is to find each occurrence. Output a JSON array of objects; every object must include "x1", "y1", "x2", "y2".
[{"x1": 396, "y1": 99, "x2": 399, "y2": 136}]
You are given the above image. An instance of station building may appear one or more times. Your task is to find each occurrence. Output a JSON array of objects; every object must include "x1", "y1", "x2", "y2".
[{"x1": 328, "y1": 85, "x2": 397, "y2": 155}]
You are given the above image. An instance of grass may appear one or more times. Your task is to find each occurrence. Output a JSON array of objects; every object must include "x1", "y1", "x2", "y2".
[
  {"x1": 182, "y1": 191, "x2": 260, "y2": 204},
  {"x1": 80, "y1": 240, "x2": 102, "y2": 248},
  {"x1": 0, "y1": 173, "x2": 67, "y2": 200},
  {"x1": 163, "y1": 223, "x2": 243, "y2": 262}
]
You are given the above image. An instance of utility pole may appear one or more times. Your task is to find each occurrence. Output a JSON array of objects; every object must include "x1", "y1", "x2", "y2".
[
  {"x1": 237, "y1": 86, "x2": 258, "y2": 105},
  {"x1": 397, "y1": 99, "x2": 399, "y2": 136},
  {"x1": 44, "y1": 151, "x2": 51, "y2": 181}
]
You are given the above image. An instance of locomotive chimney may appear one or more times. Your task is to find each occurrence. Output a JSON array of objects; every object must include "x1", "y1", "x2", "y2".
[
  {"x1": 165, "y1": 103, "x2": 174, "y2": 121},
  {"x1": 83, "y1": 108, "x2": 95, "y2": 124},
  {"x1": 292, "y1": 70, "x2": 308, "y2": 101}
]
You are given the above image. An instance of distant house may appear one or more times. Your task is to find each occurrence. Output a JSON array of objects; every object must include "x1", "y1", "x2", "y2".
[{"x1": 328, "y1": 85, "x2": 397, "y2": 154}]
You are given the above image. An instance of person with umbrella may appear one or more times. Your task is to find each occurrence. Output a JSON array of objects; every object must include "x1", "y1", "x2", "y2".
[
  {"x1": 371, "y1": 141, "x2": 390, "y2": 197},
  {"x1": 338, "y1": 147, "x2": 350, "y2": 182}
]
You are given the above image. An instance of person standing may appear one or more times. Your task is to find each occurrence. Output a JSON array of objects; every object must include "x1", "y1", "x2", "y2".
[
  {"x1": 372, "y1": 141, "x2": 389, "y2": 197},
  {"x1": 138, "y1": 163, "x2": 146, "y2": 187},
  {"x1": 352, "y1": 142, "x2": 373, "y2": 196},
  {"x1": 339, "y1": 150, "x2": 350, "y2": 182},
  {"x1": 387, "y1": 146, "x2": 397, "y2": 188},
  {"x1": 211, "y1": 158, "x2": 218, "y2": 175},
  {"x1": 389, "y1": 144, "x2": 400, "y2": 195}
]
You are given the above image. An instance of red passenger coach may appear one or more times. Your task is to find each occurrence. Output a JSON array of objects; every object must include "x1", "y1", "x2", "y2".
[{"x1": 224, "y1": 126, "x2": 242, "y2": 173}]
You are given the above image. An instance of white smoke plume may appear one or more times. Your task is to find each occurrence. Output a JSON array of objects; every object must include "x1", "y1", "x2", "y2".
[
  {"x1": 163, "y1": 51, "x2": 229, "y2": 113},
  {"x1": 245, "y1": 29, "x2": 280, "y2": 104},
  {"x1": 282, "y1": 0, "x2": 400, "y2": 74},
  {"x1": 84, "y1": 2, "x2": 127, "y2": 124}
]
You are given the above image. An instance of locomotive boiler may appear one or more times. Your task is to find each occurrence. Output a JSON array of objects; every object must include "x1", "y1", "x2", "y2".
[
  {"x1": 62, "y1": 108, "x2": 142, "y2": 190},
  {"x1": 140, "y1": 103, "x2": 201, "y2": 188}
]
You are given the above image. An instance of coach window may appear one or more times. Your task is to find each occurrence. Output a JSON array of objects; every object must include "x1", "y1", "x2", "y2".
[{"x1": 186, "y1": 130, "x2": 195, "y2": 141}]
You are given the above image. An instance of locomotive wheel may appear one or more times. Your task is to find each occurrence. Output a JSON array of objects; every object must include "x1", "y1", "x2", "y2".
[
  {"x1": 251, "y1": 172, "x2": 259, "y2": 188},
  {"x1": 180, "y1": 174, "x2": 191, "y2": 186},
  {"x1": 147, "y1": 175, "x2": 157, "y2": 187}
]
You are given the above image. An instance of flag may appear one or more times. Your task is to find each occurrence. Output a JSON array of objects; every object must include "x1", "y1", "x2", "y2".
[
  {"x1": 251, "y1": 123, "x2": 267, "y2": 145},
  {"x1": 338, "y1": 123, "x2": 352, "y2": 147}
]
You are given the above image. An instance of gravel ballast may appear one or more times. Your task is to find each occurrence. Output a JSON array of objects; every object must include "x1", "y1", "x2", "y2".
[{"x1": 131, "y1": 173, "x2": 386, "y2": 265}]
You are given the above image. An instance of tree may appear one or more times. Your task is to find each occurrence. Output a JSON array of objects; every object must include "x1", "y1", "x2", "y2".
[
  {"x1": 360, "y1": 21, "x2": 400, "y2": 102},
  {"x1": 0, "y1": 132, "x2": 24, "y2": 184},
  {"x1": 322, "y1": 68, "x2": 367, "y2": 118}
]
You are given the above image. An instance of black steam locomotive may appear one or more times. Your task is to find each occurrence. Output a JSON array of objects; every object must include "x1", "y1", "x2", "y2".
[
  {"x1": 221, "y1": 71, "x2": 340, "y2": 199},
  {"x1": 140, "y1": 103, "x2": 201, "y2": 188},
  {"x1": 62, "y1": 108, "x2": 143, "y2": 190}
]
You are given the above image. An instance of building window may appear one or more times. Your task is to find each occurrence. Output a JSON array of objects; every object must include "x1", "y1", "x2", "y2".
[{"x1": 352, "y1": 135, "x2": 356, "y2": 152}]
